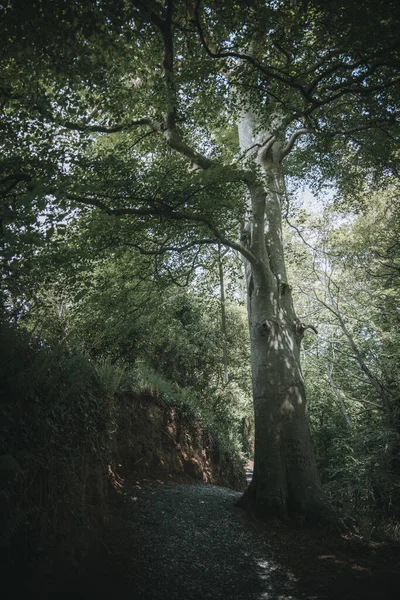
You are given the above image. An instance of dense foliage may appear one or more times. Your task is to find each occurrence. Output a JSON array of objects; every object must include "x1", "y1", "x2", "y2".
[{"x1": 285, "y1": 182, "x2": 400, "y2": 536}]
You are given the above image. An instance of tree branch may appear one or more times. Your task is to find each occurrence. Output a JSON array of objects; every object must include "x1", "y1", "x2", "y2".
[
  {"x1": 67, "y1": 194, "x2": 259, "y2": 264},
  {"x1": 121, "y1": 237, "x2": 217, "y2": 255},
  {"x1": 280, "y1": 128, "x2": 315, "y2": 159},
  {"x1": 0, "y1": 172, "x2": 33, "y2": 196},
  {"x1": 315, "y1": 284, "x2": 394, "y2": 414},
  {"x1": 0, "y1": 172, "x2": 32, "y2": 185},
  {"x1": 61, "y1": 117, "x2": 158, "y2": 134}
]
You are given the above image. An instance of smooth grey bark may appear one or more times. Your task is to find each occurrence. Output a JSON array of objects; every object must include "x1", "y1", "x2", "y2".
[{"x1": 236, "y1": 112, "x2": 332, "y2": 522}]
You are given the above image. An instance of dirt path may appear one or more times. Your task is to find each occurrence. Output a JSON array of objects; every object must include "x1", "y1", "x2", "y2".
[
  {"x1": 55, "y1": 478, "x2": 399, "y2": 600},
  {"x1": 81, "y1": 481, "x2": 304, "y2": 600}
]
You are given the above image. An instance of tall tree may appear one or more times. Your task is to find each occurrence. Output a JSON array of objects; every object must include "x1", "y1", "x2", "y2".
[{"x1": 1, "y1": 0, "x2": 399, "y2": 523}]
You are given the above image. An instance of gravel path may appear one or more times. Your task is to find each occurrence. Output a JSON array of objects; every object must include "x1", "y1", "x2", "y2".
[{"x1": 102, "y1": 482, "x2": 306, "y2": 600}]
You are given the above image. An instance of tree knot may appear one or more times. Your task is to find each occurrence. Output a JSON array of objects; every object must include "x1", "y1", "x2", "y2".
[{"x1": 257, "y1": 319, "x2": 279, "y2": 337}]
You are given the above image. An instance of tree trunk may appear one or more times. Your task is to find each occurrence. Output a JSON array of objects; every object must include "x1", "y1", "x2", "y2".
[{"x1": 237, "y1": 113, "x2": 333, "y2": 524}]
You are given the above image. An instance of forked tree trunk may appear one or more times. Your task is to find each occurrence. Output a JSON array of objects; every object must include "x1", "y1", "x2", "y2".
[{"x1": 237, "y1": 113, "x2": 333, "y2": 523}]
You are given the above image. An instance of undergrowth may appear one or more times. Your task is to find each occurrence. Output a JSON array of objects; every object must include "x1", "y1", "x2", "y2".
[
  {"x1": 130, "y1": 361, "x2": 246, "y2": 478},
  {"x1": 313, "y1": 418, "x2": 400, "y2": 542},
  {"x1": 0, "y1": 321, "x2": 246, "y2": 584}
]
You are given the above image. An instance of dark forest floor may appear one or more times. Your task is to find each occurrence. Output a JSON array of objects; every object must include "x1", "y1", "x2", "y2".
[
  {"x1": 251, "y1": 509, "x2": 400, "y2": 600},
  {"x1": 60, "y1": 475, "x2": 399, "y2": 599},
  {"x1": 7, "y1": 473, "x2": 400, "y2": 600}
]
